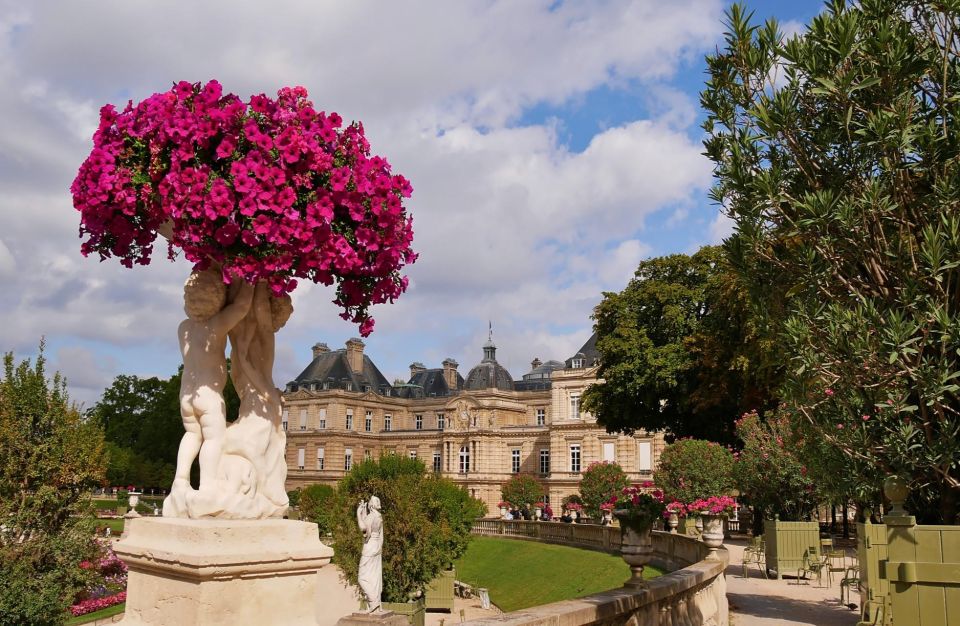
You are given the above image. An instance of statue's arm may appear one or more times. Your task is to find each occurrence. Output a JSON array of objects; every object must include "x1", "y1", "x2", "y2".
[{"x1": 214, "y1": 281, "x2": 254, "y2": 334}]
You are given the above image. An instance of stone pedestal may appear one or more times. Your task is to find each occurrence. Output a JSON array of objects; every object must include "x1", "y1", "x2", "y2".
[
  {"x1": 336, "y1": 612, "x2": 408, "y2": 626},
  {"x1": 114, "y1": 517, "x2": 333, "y2": 625}
]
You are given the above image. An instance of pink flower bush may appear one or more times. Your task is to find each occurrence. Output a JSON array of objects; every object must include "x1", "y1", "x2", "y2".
[
  {"x1": 664, "y1": 500, "x2": 687, "y2": 518},
  {"x1": 70, "y1": 591, "x2": 126, "y2": 617},
  {"x1": 686, "y1": 495, "x2": 737, "y2": 516},
  {"x1": 71, "y1": 80, "x2": 416, "y2": 335},
  {"x1": 608, "y1": 484, "x2": 666, "y2": 524}
]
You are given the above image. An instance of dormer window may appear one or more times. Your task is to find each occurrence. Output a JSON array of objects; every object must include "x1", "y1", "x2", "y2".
[{"x1": 572, "y1": 358, "x2": 584, "y2": 369}]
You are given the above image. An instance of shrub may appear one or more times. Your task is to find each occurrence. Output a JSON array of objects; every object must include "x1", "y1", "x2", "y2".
[
  {"x1": 578, "y1": 462, "x2": 629, "y2": 520},
  {"x1": 500, "y1": 474, "x2": 544, "y2": 510},
  {"x1": 653, "y1": 439, "x2": 734, "y2": 504},
  {"x1": 299, "y1": 484, "x2": 336, "y2": 536},
  {"x1": 329, "y1": 454, "x2": 484, "y2": 603}
]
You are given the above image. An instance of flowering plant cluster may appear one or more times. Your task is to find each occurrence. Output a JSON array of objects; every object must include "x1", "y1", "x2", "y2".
[
  {"x1": 664, "y1": 500, "x2": 687, "y2": 518},
  {"x1": 72, "y1": 543, "x2": 129, "y2": 616},
  {"x1": 71, "y1": 80, "x2": 416, "y2": 335},
  {"x1": 599, "y1": 501, "x2": 615, "y2": 512},
  {"x1": 534, "y1": 501, "x2": 546, "y2": 508},
  {"x1": 564, "y1": 502, "x2": 584, "y2": 512},
  {"x1": 608, "y1": 483, "x2": 665, "y2": 525},
  {"x1": 497, "y1": 501, "x2": 512, "y2": 508},
  {"x1": 686, "y1": 495, "x2": 737, "y2": 516},
  {"x1": 70, "y1": 591, "x2": 127, "y2": 617}
]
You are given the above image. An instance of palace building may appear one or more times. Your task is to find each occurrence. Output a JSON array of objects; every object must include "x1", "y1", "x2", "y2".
[{"x1": 282, "y1": 332, "x2": 664, "y2": 514}]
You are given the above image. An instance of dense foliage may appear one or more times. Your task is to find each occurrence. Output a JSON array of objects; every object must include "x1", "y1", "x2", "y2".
[
  {"x1": 582, "y1": 246, "x2": 779, "y2": 443},
  {"x1": 0, "y1": 346, "x2": 106, "y2": 626},
  {"x1": 703, "y1": 1, "x2": 960, "y2": 522},
  {"x1": 732, "y1": 411, "x2": 819, "y2": 522},
  {"x1": 653, "y1": 439, "x2": 735, "y2": 504},
  {"x1": 71, "y1": 80, "x2": 416, "y2": 335},
  {"x1": 499, "y1": 474, "x2": 545, "y2": 510},
  {"x1": 90, "y1": 365, "x2": 240, "y2": 490},
  {"x1": 609, "y1": 484, "x2": 666, "y2": 527},
  {"x1": 299, "y1": 483, "x2": 336, "y2": 536},
  {"x1": 578, "y1": 461, "x2": 629, "y2": 519},
  {"x1": 329, "y1": 455, "x2": 484, "y2": 603}
]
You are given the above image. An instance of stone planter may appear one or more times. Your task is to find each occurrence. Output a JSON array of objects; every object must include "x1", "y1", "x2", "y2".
[
  {"x1": 382, "y1": 597, "x2": 426, "y2": 626},
  {"x1": 667, "y1": 511, "x2": 679, "y2": 534},
  {"x1": 701, "y1": 514, "x2": 725, "y2": 559},
  {"x1": 535, "y1": 507, "x2": 542, "y2": 520},
  {"x1": 499, "y1": 506, "x2": 508, "y2": 519},
  {"x1": 613, "y1": 510, "x2": 654, "y2": 587}
]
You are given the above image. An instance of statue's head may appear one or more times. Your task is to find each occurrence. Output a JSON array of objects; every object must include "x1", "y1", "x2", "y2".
[
  {"x1": 183, "y1": 269, "x2": 227, "y2": 321},
  {"x1": 368, "y1": 496, "x2": 381, "y2": 512},
  {"x1": 270, "y1": 294, "x2": 293, "y2": 332}
]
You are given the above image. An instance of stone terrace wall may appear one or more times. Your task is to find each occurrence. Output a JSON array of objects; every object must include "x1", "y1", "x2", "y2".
[{"x1": 467, "y1": 520, "x2": 728, "y2": 626}]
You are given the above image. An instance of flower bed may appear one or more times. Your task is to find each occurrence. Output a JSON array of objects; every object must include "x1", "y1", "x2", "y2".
[{"x1": 70, "y1": 544, "x2": 128, "y2": 617}]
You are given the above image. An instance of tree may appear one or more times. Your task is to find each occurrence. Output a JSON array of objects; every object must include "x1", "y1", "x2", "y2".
[
  {"x1": 582, "y1": 246, "x2": 779, "y2": 444},
  {"x1": 653, "y1": 439, "x2": 735, "y2": 504},
  {"x1": 329, "y1": 455, "x2": 484, "y2": 603},
  {"x1": 0, "y1": 345, "x2": 107, "y2": 625},
  {"x1": 732, "y1": 410, "x2": 819, "y2": 523},
  {"x1": 299, "y1": 484, "x2": 337, "y2": 536},
  {"x1": 703, "y1": 1, "x2": 960, "y2": 522},
  {"x1": 500, "y1": 474, "x2": 545, "y2": 510},
  {"x1": 578, "y1": 461, "x2": 629, "y2": 519}
]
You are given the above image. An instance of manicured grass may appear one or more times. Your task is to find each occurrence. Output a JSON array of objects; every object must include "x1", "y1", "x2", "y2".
[
  {"x1": 65, "y1": 603, "x2": 125, "y2": 625},
  {"x1": 97, "y1": 518, "x2": 125, "y2": 534},
  {"x1": 454, "y1": 536, "x2": 663, "y2": 612}
]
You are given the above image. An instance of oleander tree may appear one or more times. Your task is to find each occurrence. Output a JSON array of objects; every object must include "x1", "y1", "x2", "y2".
[
  {"x1": 653, "y1": 439, "x2": 735, "y2": 505},
  {"x1": 0, "y1": 345, "x2": 107, "y2": 625},
  {"x1": 500, "y1": 474, "x2": 545, "y2": 511},
  {"x1": 578, "y1": 461, "x2": 630, "y2": 519},
  {"x1": 703, "y1": 1, "x2": 960, "y2": 522},
  {"x1": 71, "y1": 80, "x2": 416, "y2": 335}
]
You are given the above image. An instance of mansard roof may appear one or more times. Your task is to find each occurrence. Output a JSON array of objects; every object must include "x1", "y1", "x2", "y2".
[
  {"x1": 564, "y1": 332, "x2": 600, "y2": 369},
  {"x1": 288, "y1": 349, "x2": 391, "y2": 393}
]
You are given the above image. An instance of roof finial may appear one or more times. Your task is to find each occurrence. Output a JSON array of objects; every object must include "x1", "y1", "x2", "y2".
[{"x1": 488, "y1": 320, "x2": 493, "y2": 342}]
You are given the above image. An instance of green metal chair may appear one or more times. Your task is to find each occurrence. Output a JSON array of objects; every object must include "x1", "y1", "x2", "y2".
[
  {"x1": 741, "y1": 536, "x2": 767, "y2": 578},
  {"x1": 795, "y1": 546, "x2": 830, "y2": 586},
  {"x1": 840, "y1": 565, "x2": 860, "y2": 606}
]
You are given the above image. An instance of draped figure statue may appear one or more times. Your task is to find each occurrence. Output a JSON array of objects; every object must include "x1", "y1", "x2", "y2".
[{"x1": 357, "y1": 496, "x2": 384, "y2": 612}]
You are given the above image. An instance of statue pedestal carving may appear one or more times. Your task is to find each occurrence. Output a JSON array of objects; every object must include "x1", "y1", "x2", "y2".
[{"x1": 114, "y1": 517, "x2": 332, "y2": 625}]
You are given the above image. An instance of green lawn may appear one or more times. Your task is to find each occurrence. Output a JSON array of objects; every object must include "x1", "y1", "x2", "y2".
[
  {"x1": 65, "y1": 603, "x2": 125, "y2": 625},
  {"x1": 97, "y1": 518, "x2": 125, "y2": 534},
  {"x1": 454, "y1": 537, "x2": 663, "y2": 612}
]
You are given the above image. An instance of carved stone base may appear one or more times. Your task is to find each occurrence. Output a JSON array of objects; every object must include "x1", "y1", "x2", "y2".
[
  {"x1": 114, "y1": 517, "x2": 332, "y2": 625},
  {"x1": 336, "y1": 612, "x2": 409, "y2": 626}
]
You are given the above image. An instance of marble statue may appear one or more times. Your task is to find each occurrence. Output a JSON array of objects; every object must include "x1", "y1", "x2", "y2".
[
  {"x1": 163, "y1": 268, "x2": 292, "y2": 519},
  {"x1": 356, "y1": 496, "x2": 383, "y2": 612}
]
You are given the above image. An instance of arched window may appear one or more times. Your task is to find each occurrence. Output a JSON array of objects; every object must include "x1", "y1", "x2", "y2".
[{"x1": 459, "y1": 445, "x2": 470, "y2": 474}]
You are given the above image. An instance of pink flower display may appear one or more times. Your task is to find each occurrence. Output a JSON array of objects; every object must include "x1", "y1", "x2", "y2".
[
  {"x1": 71, "y1": 80, "x2": 416, "y2": 335},
  {"x1": 686, "y1": 495, "x2": 737, "y2": 516}
]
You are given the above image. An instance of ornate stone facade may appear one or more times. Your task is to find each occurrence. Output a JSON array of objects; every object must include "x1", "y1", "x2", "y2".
[{"x1": 283, "y1": 334, "x2": 664, "y2": 514}]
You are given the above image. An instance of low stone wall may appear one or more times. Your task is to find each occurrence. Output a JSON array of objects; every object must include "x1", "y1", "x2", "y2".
[{"x1": 467, "y1": 520, "x2": 728, "y2": 626}]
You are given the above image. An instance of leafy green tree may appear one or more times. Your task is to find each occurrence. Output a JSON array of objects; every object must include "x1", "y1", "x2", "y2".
[
  {"x1": 703, "y1": 1, "x2": 960, "y2": 522},
  {"x1": 733, "y1": 410, "x2": 819, "y2": 523},
  {"x1": 582, "y1": 246, "x2": 779, "y2": 444},
  {"x1": 578, "y1": 461, "x2": 629, "y2": 519},
  {"x1": 300, "y1": 483, "x2": 337, "y2": 536},
  {"x1": 500, "y1": 474, "x2": 545, "y2": 510},
  {"x1": 329, "y1": 455, "x2": 484, "y2": 603},
  {"x1": 653, "y1": 439, "x2": 735, "y2": 504},
  {"x1": 0, "y1": 346, "x2": 107, "y2": 625}
]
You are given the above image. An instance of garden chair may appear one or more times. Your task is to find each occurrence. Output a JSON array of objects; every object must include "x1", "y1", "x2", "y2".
[
  {"x1": 839, "y1": 565, "x2": 860, "y2": 606},
  {"x1": 794, "y1": 546, "x2": 830, "y2": 586},
  {"x1": 741, "y1": 536, "x2": 767, "y2": 578}
]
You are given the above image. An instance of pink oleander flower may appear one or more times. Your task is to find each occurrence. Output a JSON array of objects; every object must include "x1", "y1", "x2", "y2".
[
  {"x1": 687, "y1": 495, "x2": 737, "y2": 516},
  {"x1": 72, "y1": 80, "x2": 416, "y2": 336}
]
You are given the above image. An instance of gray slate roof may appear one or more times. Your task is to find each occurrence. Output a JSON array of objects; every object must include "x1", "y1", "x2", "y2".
[
  {"x1": 288, "y1": 349, "x2": 391, "y2": 393},
  {"x1": 396, "y1": 368, "x2": 464, "y2": 398},
  {"x1": 564, "y1": 332, "x2": 600, "y2": 369}
]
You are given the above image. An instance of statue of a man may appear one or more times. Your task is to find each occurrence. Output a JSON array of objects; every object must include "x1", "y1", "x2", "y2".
[{"x1": 356, "y1": 496, "x2": 383, "y2": 613}]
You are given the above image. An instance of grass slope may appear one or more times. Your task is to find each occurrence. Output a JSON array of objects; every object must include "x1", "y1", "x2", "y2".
[
  {"x1": 454, "y1": 536, "x2": 663, "y2": 612},
  {"x1": 65, "y1": 603, "x2": 125, "y2": 625}
]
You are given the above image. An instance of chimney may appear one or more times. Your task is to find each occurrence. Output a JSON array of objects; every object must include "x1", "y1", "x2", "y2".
[
  {"x1": 312, "y1": 342, "x2": 330, "y2": 359},
  {"x1": 409, "y1": 361, "x2": 426, "y2": 380},
  {"x1": 531, "y1": 357, "x2": 542, "y2": 370},
  {"x1": 442, "y1": 358, "x2": 459, "y2": 390},
  {"x1": 345, "y1": 338, "x2": 365, "y2": 374}
]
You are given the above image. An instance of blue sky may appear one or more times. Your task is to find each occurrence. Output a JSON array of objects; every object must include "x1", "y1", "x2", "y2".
[{"x1": 0, "y1": 0, "x2": 825, "y2": 406}]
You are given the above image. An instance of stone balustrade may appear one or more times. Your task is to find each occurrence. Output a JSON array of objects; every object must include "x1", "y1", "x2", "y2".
[{"x1": 466, "y1": 519, "x2": 728, "y2": 626}]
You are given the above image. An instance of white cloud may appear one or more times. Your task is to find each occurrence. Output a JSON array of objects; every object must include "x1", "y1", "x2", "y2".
[
  {"x1": 709, "y1": 211, "x2": 735, "y2": 244},
  {"x1": 0, "y1": 0, "x2": 725, "y2": 400}
]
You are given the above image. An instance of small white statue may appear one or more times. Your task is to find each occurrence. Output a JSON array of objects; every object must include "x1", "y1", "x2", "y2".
[{"x1": 356, "y1": 496, "x2": 383, "y2": 613}]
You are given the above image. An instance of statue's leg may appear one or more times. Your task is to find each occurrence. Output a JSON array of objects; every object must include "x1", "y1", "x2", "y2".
[
  {"x1": 197, "y1": 393, "x2": 228, "y2": 491},
  {"x1": 173, "y1": 410, "x2": 201, "y2": 485}
]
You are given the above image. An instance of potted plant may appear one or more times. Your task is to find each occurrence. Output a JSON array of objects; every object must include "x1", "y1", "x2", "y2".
[
  {"x1": 609, "y1": 485, "x2": 665, "y2": 586},
  {"x1": 599, "y1": 501, "x2": 615, "y2": 525},
  {"x1": 497, "y1": 501, "x2": 511, "y2": 519},
  {"x1": 534, "y1": 501, "x2": 545, "y2": 520},
  {"x1": 664, "y1": 501, "x2": 686, "y2": 534},
  {"x1": 565, "y1": 502, "x2": 583, "y2": 522},
  {"x1": 687, "y1": 495, "x2": 736, "y2": 558}
]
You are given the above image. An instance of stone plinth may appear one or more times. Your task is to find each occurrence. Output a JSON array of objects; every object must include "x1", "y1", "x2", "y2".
[
  {"x1": 114, "y1": 517, "x2": 333, "y2": 625},
  {"x1": 337, "y1": 612, "x2": 409, "y2": 626}
]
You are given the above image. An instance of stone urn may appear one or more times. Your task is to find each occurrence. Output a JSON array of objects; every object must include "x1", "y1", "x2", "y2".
[
  {"x1": 570, "y1": 510, "x2": 579, "y2": 523},
  {"x1": 535, "y1": 507, "x2": 542, "y2": 520},
  {"x1": 701, "y1": 514, "x2": 725, "y2": 559},
  {"x1": 613, "y1": 510, "x2": 654, "y2": 587},
  {"x1": 499, "y1": 506, "x2": 508, "y2": 519},
  {"x1": 602, "y1": 510, "x2": 613, "y2": 525},
  {"x1": 667, "y1": 511, "x2": 679, "y2": 534}
]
